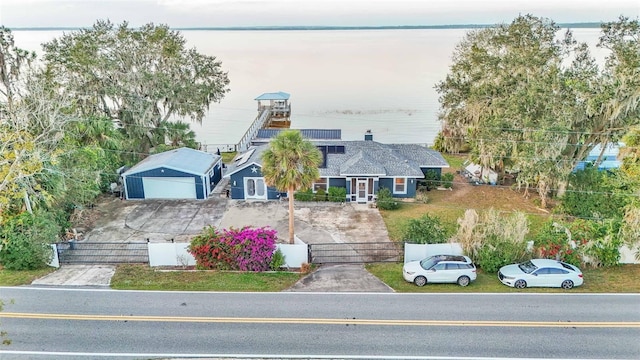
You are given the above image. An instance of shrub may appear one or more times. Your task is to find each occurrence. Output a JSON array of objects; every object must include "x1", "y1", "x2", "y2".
[
  {"x1": 533, "y1": 218, "x2": 622, "y2": 268},
  {"x1": 475, "y1": 237, "x2": 529, "y2": 273},
  {"x1": 314, "y1": 188, "x2": 327, "y2": 201},
  {"x1": 327, "y1": 186, "x2": 347, "y2": 202},
  {"x1": 534, "y1": 220, "x2": 582, "y2": 266},
  {"x1": 415, "y1": 191, "x2": 429, "y2": 204},
  {"x1": 269, "y1": 248, "x2": 286, "y2": 270},
  {"x1": 452, "y1": 208, "x2": 530, "y2": 271},
  {"x1": 294, "y1": 188, "x2": 314, "y2": 201},
  {"x1": 376, "y1": 187, "x2": 399, "y2": 210},
  {"x1": 188, "y1": 226, "x2": 278, "y2": 272},
  {"x1": 0, "y1": 211, "x2": 61, "y2": 270},
  {"x1": 424, "y1": 170, "x2": 440, "y2": 190},
  {"x1": 403, "y1": 214, "x2": 449, "y2": 244},
  {"x1": 440, "y1": 173, "x2": 454, "y2": 188},
  {"x1": 559, "y1": 167, "x2": 630, "y2": 219},
  {"x1": 300, "y1": 262, "x2": 312, "y2": 274}
]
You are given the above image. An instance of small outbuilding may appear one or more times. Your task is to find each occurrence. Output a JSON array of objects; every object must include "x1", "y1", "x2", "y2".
[{"x1": 122, "y1": 147, "x2": 222, "y2": 200}]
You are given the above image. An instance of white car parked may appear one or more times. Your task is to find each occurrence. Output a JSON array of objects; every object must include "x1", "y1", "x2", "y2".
[
  {"x1": 403, "y1": 255, "x2": 477, "y2": 287},
  {"x1": 498, "y1": 259, "x2": 584, "y2": 289}
]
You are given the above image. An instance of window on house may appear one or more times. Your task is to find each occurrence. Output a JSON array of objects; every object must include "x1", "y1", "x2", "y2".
[
  {"x1": 313, "y1": 178, "x2": 328, "y2": 192},
  {"x1": 394, "y1": 178, "x2": 406, "y2": 194}
]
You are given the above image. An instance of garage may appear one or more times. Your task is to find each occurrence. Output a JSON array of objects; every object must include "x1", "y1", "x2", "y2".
[{"x1": 122, "y1": 147, "x2": 222, "y2": 200}]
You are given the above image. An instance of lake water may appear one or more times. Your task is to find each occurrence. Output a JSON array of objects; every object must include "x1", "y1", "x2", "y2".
[{"x1": 11, "y1": 28, "x2": 606, "y2": 148}]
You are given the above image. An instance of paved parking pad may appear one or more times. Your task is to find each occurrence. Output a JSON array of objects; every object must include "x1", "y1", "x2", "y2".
[
  {"x1": 32, "y1": 265, "x2": 116, "y2": 287},
  {"x1": 286, "y1": 264, "x2": 394, "y2": 292}
]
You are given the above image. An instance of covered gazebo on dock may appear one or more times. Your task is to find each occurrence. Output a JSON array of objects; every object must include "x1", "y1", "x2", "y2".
[{"x1": 255, "y1": 91, "x2": 291, "y2": 127}]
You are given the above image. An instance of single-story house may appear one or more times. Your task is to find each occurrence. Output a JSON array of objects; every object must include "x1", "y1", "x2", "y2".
[
  {"x1": 226, "y1": 132, "x2": 449, "y2": 203},
  {"x1": 574, "y1": 142, "x2": 623, "y2": 172},
  {"x1": 122, "y1": 147, "x2": 222, "y2": 200}
]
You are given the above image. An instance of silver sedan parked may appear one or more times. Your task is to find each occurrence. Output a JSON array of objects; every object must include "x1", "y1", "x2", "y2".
[{"x1": 498, "y1": 259, "x2": 584, "y2": 289}]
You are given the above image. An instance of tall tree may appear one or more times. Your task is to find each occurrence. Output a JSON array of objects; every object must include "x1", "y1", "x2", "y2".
[
  {"x1": 261, "y1": 130, "x2": 322, "y2": 244},
  {"x1": 0, "y1": 26, "x2": 36, "y2": 113},
  {"x1": 41, "y1": 20, "x2": 230, "y2": 152},
  {"x1": 435, "y1": 15, "x2": 640, "y2": 206},
  {"x1": 1, "y1": 28, "x2": 75, "y2": 219}
]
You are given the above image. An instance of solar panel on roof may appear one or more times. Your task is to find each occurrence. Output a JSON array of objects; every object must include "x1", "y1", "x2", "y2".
[{"x1": 236, "y1": 148, "x2": 256, "y2": 166}]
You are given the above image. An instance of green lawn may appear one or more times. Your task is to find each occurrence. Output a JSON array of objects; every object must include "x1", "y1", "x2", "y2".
[
  {"x1": 220, "y1": 151, "x2": 237, "y2": 164},
  {"x1": 366, "y1": 262, "x2": 640, "y2": 293},
  {"x1": 110, "y1": 264, "x2": 302, "y2": 291},
  {"x1": 2, "y1": 263, "x2": 638, "y2": 293},
  {"x1": 0, "y1": 267, "x2": 56, "y2": 286}
]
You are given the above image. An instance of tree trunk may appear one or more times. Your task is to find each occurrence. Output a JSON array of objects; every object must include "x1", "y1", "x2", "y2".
[
  {"x1": 288, "y1": 187, "x2": 295, "y2": 244},
  {"x1": 23, "y1": 191, "x2": 33, "y2": 214},
  {"x1": 594, "y1": 141, "x2": 609, "y2": 169}
]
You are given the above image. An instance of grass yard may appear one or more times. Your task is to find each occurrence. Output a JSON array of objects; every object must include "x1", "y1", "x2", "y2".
[
  {"x1": 380, "y1": 154, "x2": 551, "y2": 242},
  {"x1": 0, "y1": 267, "x2": 56, "y2": 286},
  {"x1": 110, "y1": 264, "x2": 302, "y2": 291},
  {"x1": 220, "y1": 151, "x2": 237, "y2": 164},
  {"x1": 366, "y1": 262, "x2": 640, "y2": 293}
]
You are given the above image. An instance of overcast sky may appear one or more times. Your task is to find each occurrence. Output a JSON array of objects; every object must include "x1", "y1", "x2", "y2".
[{"x1": 0, "y1": 0, "x2": 638, "y2": 28}]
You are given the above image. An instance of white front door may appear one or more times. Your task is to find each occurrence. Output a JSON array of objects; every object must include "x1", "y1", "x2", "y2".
[
  {"x1": 356, "y1": 179, "x2": 368, "y2": 203},
  {"x1": 244, "y1": 177, "x2": 267, "y2": 200}
]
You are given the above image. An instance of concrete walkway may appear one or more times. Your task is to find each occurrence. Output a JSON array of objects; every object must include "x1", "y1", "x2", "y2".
[{"x1": 31, "y1": 265, "x2": 116, "y2": 287}]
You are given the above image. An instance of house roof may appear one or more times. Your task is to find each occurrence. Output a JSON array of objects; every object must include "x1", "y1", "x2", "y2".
[
  {"x1": 585, "y1": 142, "x2": 622, "y2": 161},
  {"x1": 227, "y1": 141, "x2": 449, "y2": 178},
  {"x1": 123, "y1": 147, "x2": 220, "y2": 176},
  {"x1": 254, "y1": 91, "x2": 290, "y2": 101},
  {"x1": 318, "y1": 141, "x2": 448, "y2": 177},
  {"x1": 225, "y1": 144, "x2": 270, "y2": 176}
]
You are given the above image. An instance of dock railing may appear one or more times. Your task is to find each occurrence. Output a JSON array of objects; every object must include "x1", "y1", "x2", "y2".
[{"x1": 237, "y1": 108, "x2": 271, "y2": 152}]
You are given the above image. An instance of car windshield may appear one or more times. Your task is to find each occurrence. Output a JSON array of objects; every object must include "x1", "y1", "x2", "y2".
[
  {"x1": 518, "y1": 261, "x2": 538, "y2": 274},
  {"x1": 419, "y1": 257, "x2": 439, "y2": 270}
]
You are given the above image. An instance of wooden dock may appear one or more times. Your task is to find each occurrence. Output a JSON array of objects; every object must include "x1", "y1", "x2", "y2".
[{"x1": 236, "y1": 92, "x2": 292, "y2": 151}]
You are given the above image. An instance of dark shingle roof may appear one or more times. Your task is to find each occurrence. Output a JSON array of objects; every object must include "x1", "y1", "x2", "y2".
[
  {"x1": 317, "y1": 141, "x2": 449, "y2": 177},
  {"x1": 228, "y1": 141, "x2": 449, "y2": 178}
]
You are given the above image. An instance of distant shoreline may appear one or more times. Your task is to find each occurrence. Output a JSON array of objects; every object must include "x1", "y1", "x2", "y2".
[{"x1": 9, "y1": 23, "x2": 603, "y2": 31}]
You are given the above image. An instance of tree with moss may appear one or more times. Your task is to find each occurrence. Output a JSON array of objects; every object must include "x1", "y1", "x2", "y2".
[
  {"x1": 261, "y1": 130, "x2": 322, "y2": 244},
  {"x1": 436, "y1": 15, "x2": 640, "y2": 207},
  {"x1": 41, "y1": 20, "x2": 230, "y2": 153}
]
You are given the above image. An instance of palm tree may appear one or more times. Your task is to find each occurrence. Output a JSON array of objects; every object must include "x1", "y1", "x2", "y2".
[
  {"x1": 261, "y1": 130, "x2": 322, "y2": 244},
  {"x1": 155, "y1": 120, "x2": 198, "y2": 149}
]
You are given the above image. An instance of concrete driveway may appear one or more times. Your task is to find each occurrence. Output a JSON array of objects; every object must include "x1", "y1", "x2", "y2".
[
  {"x1": 75, "y1": 196, "x2": 229, "y2": 243},
  {"x1": 35, "y1": 196, "x2": 394, "y2": 292}
]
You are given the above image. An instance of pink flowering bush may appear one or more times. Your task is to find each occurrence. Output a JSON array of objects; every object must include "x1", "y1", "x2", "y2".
[{"x1": 188, "y1": 226, "x2": 278, "y2": 271}]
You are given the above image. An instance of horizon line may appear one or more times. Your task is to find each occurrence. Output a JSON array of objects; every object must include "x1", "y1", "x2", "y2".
[{"x1": 6, "y1": 22, "x2": 603, "y2": 31}]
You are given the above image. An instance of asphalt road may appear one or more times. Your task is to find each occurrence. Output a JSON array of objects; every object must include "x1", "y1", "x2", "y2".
[{"x1": 1, "y1": 287, "x2": 639, "y2": 359}]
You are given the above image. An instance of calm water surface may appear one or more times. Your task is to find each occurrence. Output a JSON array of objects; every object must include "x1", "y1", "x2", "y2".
[{"x1": 12, "y1": 28, "x2": 605, "y2": 148}]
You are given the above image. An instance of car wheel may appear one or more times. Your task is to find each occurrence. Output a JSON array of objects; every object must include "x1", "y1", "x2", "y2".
[
  {"x1": 561, "y1": 280, "x2": 574, "y2": 289},
  {"x1": 457, "y1": 276, "x2": 470, "y2": 287},
  {"x1": 514, "y1": 279, "x2": 527, "y2": 289},
  {"x1": 414, "y1": 276, "x2": 427, "y2": 287}
]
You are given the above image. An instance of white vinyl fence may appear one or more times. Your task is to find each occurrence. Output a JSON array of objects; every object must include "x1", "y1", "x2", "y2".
[
  {"x1": 404, "y1": 243, "x2": 463, "y2": 263},
  {"x1": 403, "y1": 243, "x2": 640, "y2": 264},
  {"x1": 147, "y1": 243, "x2": 308, "y2": 268}
]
